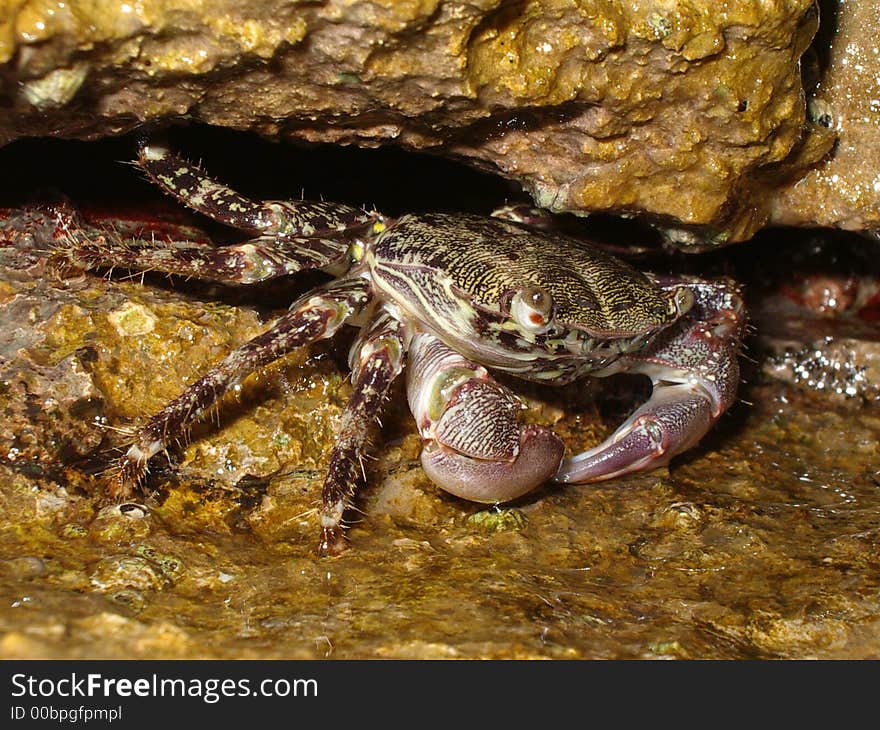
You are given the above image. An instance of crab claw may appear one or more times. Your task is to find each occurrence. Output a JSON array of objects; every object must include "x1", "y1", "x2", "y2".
[
  {"x1": 422, "y1": 423, "x2": 565, "y2": 503},
  {"x1": 555, "y1": 278, "x2": 745, "y2": 484},
  {"x1": 407, "y1": 333, "x2": 564, "y2": 503},
  {"x1": 554, "y1": 382, "x2": 715, "y2": 483}
]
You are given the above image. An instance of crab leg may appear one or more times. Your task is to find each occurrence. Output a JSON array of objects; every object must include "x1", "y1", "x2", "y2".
[
  {"x1": 56, "y1": 230, "x2": 350, "y2": 284},
  {"x1": 110, "y1": 278, "x2": 370, "y2": 500},
  {"x1": 318, "y1": 310, "x2": 407, "y2": 556},
  {"x1": 50, "y1": 139, "x2": 379, "y2": 283},
  {"x1": 406, "y1": 333, "x2": 565, "y2": 504},
  {"x1": 137, "y1": 141, "x2": 376, "y2": 239},
  {"x1": 555, "y1": 280, "x2": 744, "y2": 483}
]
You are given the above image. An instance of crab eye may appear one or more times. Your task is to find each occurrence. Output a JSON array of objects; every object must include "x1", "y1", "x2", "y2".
[
  {"x1": 672, "y1": 286, "x2": 695, "y2": 315},
  {"x1": 511, "y1": 285, "x2": 554, "y2": 333}
]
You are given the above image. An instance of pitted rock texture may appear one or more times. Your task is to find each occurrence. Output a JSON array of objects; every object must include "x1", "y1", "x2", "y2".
[
  {"x1": 772, "y1": 0, "x2": 880, "y2": 238},
  {"x1": 0, "y1": 0, "x2": 838, "y2": 246}
]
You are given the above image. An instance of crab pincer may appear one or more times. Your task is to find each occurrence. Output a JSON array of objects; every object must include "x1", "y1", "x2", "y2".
[{"x1": 407, "y1": 333, "x2": 564, "y2": 503}]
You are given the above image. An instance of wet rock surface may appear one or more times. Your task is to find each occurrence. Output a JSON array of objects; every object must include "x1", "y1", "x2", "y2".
[
  {"x1": 0, "y1": 0, "x2": 850, "y2": 244},
  {"x1": 772, "y1": 0, "x2": 880, "y2": 237},
  {"x1": 747, "y1": 230, "x2": 880, "y2": 403},
  {"x1": 0, "y1": 196, "x2": 878, "y2": 659}
]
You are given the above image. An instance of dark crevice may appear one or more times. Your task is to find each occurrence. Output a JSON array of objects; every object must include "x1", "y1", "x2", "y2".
[{"x1": 0, "y1": 124, "x2": 525, "y2": 217}]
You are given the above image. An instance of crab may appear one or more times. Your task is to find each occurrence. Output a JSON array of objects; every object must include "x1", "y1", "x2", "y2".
[{"x1": 57, "y1": 140, "x2": 745, "y2": 555}]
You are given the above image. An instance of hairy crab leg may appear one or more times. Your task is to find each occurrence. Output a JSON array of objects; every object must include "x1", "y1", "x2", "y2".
[
  {"x1": 318, "y1": 310, "x2": 407, "y2": 556},
  {"x1": 55, "y1": 228, "x2": 350, "y2": 284},
  {"x1": 406, "y1": 333, "x2": 564, "y2": 503},
  {"x1": 555, "y1": 280, "x2": 745, "y2": 483},
  {"x1": 110, "y1": 278, "x2": 370, "y2": 500},
  {"x1": 137, "y1": 140, "x2": 377, "y2": 238}
]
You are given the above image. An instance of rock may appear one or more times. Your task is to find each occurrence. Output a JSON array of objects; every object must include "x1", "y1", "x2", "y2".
[
  {"x1": 89, "y1": 555, "x2": 167, "y2": 592},
  {"x1": 89, "y1": 503, "x2": 153, "y2": 543},
  {"x1": 0, "y1": 0, "x2": 842, "y2": 244},
  {"x1": 465, "y1": 507, "x2": 528, "y2": 532},
  {"x1": 761, "y1": 335, "x2": 880, "y2": 403},
  {"x1": 746, "y1": 229, "x2": 880, "y2": 402},
  {"x1": 772, "y1": 0, "x2": 880, "y2": 238},
  {"x1": 0, "y1": 555, "x2": 48, "y2": 579}
]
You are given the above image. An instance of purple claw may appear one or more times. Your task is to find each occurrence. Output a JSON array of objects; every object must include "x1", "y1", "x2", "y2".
[
  {"x1": 407, "y1": 333, "x2": 564, "y2": 503},
  {"x1": 555, "y1": 279, "x2": 744, "y2": 484},
  {"x1": 554, "y1": 383, "x2": 715, "y2": 483},
  {"x1": 422, "y1": 423, "x2": 564, "y2": 503}
]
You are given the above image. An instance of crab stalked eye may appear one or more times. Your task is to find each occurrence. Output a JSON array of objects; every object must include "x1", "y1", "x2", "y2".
[
  {"x1": 670, "y1": 286, "x2": 695, "y2": 317},
  {"x1": 511, "y1": 285, "x2": 554, "y2": 333}
]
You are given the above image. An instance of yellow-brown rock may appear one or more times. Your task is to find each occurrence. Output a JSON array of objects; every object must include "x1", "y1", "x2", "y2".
[
  {"x1": 0, "y1": 0, "x2": 836, "y2": 245},
  {"x1": 772, "y1": 0, "x2": 880, "y2": 238}
]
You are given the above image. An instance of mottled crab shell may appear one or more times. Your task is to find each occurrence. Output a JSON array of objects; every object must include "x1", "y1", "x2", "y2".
[{"x1": 368, "y1": 212, "x2": 684, "y2": 345}]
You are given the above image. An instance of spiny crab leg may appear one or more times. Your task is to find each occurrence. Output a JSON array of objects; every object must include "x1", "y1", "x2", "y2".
[
  {"x1": 57, "y1": 230, "x2": 352, "y2": 285},
  {"x1": 111, "y1": 278, "x2": 369, "y2": 500},
  {"x1": 555, "y1": 280, "x2": 745, "y2": 483},
  {"x1": 137, "y1": 141, "x2": 376, "y2": 239},
  {"x1": 64, "y1": 140, "x2": 384, "y2": 284},
  {"x1": 407, "y1": 333, "x2": 565, "y2": 503},
  {"x1": 319, "y1": 310, "x2": 407, "y2": 556},
  {"x1": 47, "y1": 143, "x2": 372, "y2": 284}
]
